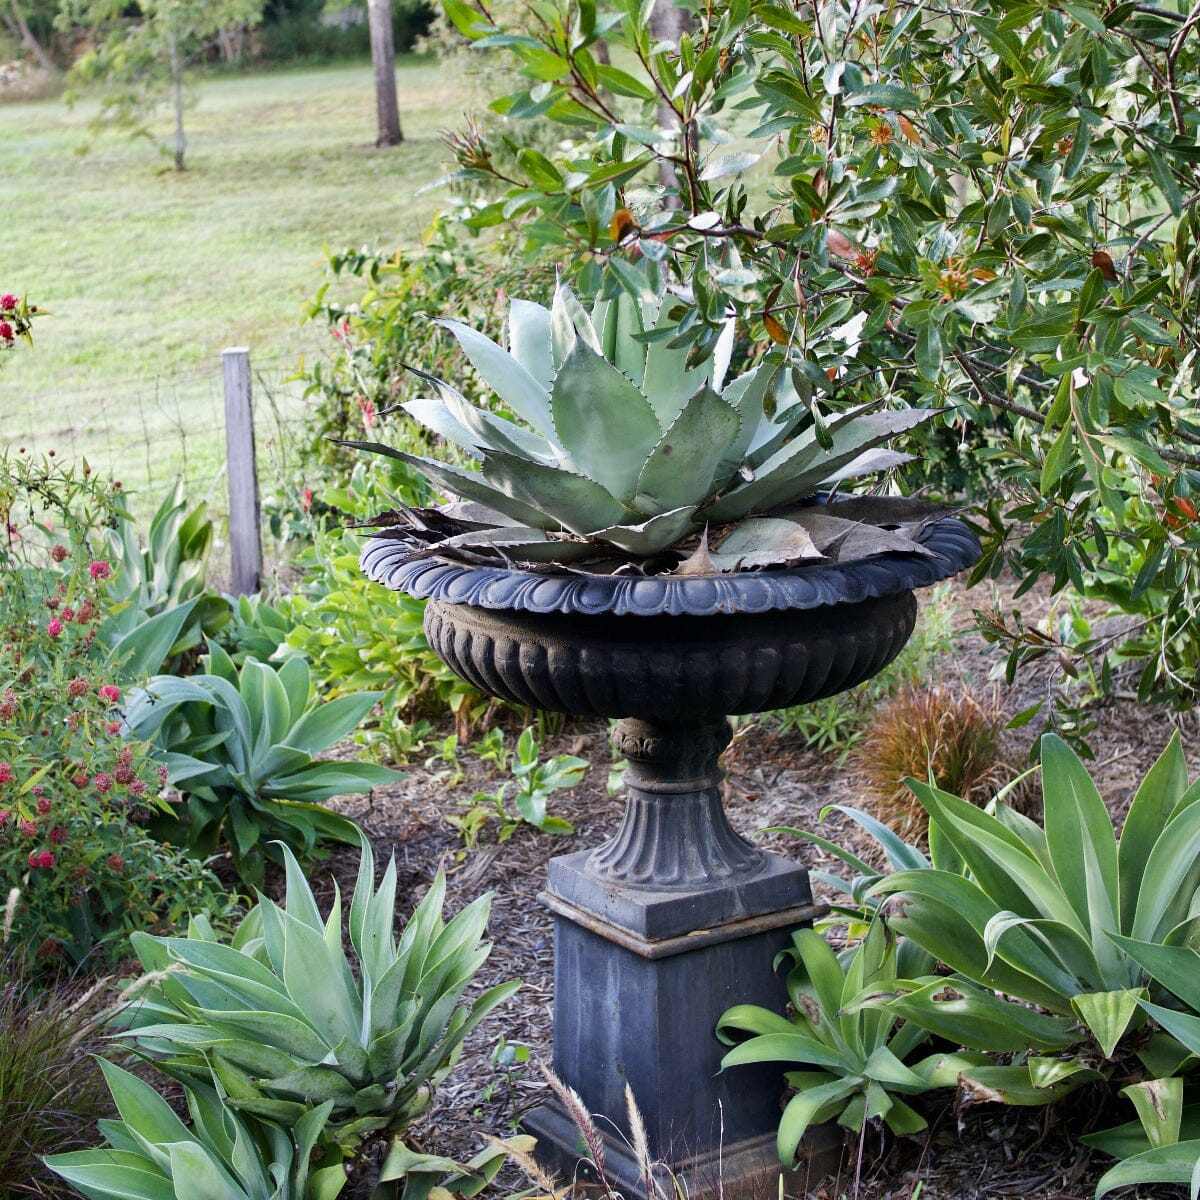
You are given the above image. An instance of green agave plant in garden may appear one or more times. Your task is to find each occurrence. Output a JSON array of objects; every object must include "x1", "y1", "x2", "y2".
[
  {"x1": 116, "y1": 839, "x2": 520, "y2": 1149},
  {"x1": 45, "y1": 1062, "x2": 345, "y2": 1200},
  {"x1": 345, "y1": 282, "x2": 943, "y2": 571},
  {"x1": 124, "y1": 641, "x2": 402, "y2": 884}
]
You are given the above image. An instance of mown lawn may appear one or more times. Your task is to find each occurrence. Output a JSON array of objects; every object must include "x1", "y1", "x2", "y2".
[{"x1": 0, "y1": 59, "x2": 461, "y2": 510}]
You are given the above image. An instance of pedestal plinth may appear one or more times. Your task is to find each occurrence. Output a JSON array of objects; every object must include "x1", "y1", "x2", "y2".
[{"x1": 524, "y1": 718, "x2": 830, "y2": 1198}]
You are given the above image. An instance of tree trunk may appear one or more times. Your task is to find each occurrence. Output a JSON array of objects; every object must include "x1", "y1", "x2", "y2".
[
  {"x1": 368, "y1": 0, "x2": 403, "y2": 147},
  {"x1": 8, "y1": 1, "x2": 53, "y2": 73},
  {"x1": 650, "y1": 2, "x2": 695, "y2": 207},
  {"x1": 168, "y1": 27, "x2": 186, "y2": 171}
]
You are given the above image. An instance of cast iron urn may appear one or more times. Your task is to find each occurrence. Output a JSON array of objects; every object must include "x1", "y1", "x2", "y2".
[{"x1": 362, "y1": 508, "x2": 979, "y2": 1196}]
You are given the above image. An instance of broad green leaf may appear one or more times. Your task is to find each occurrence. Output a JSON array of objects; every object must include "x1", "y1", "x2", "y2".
[
  {"x1": 478, "y1": 448, "x2": 631, "y2": 534},
  {"x1": 590, "y1": 506, "x2": 698, "y2": 555},
  {"x1": 437, "y1": 317, "x2": 555, "y2": 437},
  {"x1": 42, "y1": 1151, "x2": 175, "y2": 1200},
  {"x1": 719, "y1": 1030, "x2": 847, "y2": 1073},
  {"x1": 1071, "y1": 988, "x2": 1146, "y2": 1058},
  {"x1": 907, "y1": 779, "x2": 1082, "y2": 933},
  {"x1": 507, "y1": 298, "x2": 554, "y2": 392},
  {"x1": 777, "y1": 1077, "x2": 863, "y2": 1164},
  {"x1": 1132, "y1": 798, "x2": 1200, "y2": 943},
  {"x1": 285, "y1": 691, "x2": 385, "y2": 757},
  {"x1": 1141, "y1": 1001, "x2": 1200, "y2": 1060},
  {"x1": 1040, "y1": 734, "x2": 1119, "y2": 949},
  {"x1": 871, "y1": 872, "x2": 1076, "y2": 1008},
  {"x1": 550, "y1": 338, "x2": 662, "y2": 503},
  {"x1": 633, "y1": 385, "x2": 741, "y2": 515},
  {"x1": 1108, "y1": 934, "x2": 1200, "y2": 1012},
  {"x1": 957, "y1": 1061, "x2": 1096, "y2": 1106},
  {"x1": 1122, "y1": 1077, "x2": 1184, "y2": 1149},
  {"x1": 883, "y1": 979, "x2": 1077, "y2": 1052},
  {"x1": 1094, "y1": 1141, "x2": 1200, "y2": 1199}
]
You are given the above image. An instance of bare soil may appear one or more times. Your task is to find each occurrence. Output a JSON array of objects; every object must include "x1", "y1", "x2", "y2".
[{"x1": 305, "y1": 577, "x2": 1200, "y2": 1200}]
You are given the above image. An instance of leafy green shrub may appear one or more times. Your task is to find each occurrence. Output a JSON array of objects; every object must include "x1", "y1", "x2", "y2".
[
  {"x1": 297, "y1": 207, "x2": 557, "y2": 484},
  {"x1": 0, "y1": 940, "x2": 115, "y2": 1200},
  {"x1": 441, "y1": 0, "x2": 1200, "y2": 710},
  {"x1": 124, "y1": 642, "x2": 401, "y2": 885},
  {"x1": 853, "y1": 682, "x2": 1012, "y2": 836},
  {"x1": 278, "y1": 466, "x2": 491, "y2": 739},
  {"x1": 119, "y1": 838, "x2": 520, "y2": 1150},
  {"x1": 718, "y1": 922, "x2": 943, "y2": 1165},
  {"x1": 0, "y1": 453, "x2": 227, "y2": 965}
]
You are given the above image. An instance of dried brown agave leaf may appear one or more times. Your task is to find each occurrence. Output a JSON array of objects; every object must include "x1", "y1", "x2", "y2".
[
  {"x1": 797, "y1": 495, "x2": 965, "y2": 529},
  {"x1": 837, "y1": 522, "x2": 939, "y2": 561},
  {"x1": 711, "y1": 516, "x2": 824, "y2": 570},
  {"x1": 673, "y1": 528, "x2": 718, "y2": 576}
]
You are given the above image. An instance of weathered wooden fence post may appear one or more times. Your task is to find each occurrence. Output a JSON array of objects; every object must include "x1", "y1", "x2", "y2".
[{"x1": 222, "y1": 347, "x2": 261, "y2": 595}]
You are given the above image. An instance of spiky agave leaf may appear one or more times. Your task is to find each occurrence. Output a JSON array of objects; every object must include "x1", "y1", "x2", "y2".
[{"x1": 354, "y1": 283, "x2": 939, "y2": 571}]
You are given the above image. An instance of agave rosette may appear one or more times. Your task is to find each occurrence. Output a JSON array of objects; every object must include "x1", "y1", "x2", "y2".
[{"x1": 345, "y1": 283, "x2": 947, "y2": 573}]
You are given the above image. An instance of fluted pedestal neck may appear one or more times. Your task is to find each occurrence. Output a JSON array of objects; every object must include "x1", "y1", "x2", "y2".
[{"x1": 586, "y1": 718, "x2": 768, "y2": 889}]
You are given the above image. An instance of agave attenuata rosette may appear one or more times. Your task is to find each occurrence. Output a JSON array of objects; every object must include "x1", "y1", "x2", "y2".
[{"x1": 344, "y1": 283, "x2": 952, "y2": 574}]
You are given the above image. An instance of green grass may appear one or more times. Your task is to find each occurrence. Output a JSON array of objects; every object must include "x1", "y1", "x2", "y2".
[{"x1": 0, "y1": 59, "x2": 458, "y2": 514}]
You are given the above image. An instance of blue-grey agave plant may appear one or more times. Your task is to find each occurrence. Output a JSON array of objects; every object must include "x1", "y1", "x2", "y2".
[{"x1": 346, "y1": 283, "x2": 943, "y2": 571}]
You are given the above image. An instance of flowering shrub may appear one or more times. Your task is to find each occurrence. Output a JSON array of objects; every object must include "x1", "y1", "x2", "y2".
[
  {"x1": 0, "y1": 452, "x2": 226, "y2": 965},
  {"x1": 0, "y1": 292, "x2": 36, "y2": 365}
]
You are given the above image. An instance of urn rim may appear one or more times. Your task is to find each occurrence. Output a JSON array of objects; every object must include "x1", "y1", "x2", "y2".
[{"x1": 359, "y1": 502, "x2": 980, "y2": 619}]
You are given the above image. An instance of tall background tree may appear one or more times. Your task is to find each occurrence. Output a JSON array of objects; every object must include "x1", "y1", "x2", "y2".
[
  {"x1": 367, "y1": 0, "x2": 403, "y2": 144},
  {"x1": 57, "y1": 0, "x2": 265, "y2": 170}
]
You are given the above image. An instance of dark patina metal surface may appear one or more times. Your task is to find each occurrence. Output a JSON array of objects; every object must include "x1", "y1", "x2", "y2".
[{"x1": 360, "y1": 514, "x2": 980, "y2": 617}]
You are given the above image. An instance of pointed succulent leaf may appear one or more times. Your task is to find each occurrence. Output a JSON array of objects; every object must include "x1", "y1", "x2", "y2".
[
  {"x1": 409, "y1": 374, "x2": 564, "y2": 466},
  {"x1": 550, "y1": 339, "x2": 662, "y2": 502},
  {"x1": 359, "y1": 450, "x2": 554, "y2": 530},
  {"x1": 436, "y1": 318, "x2": 556, "y2": 438},
  {"x1": 633, "y1": 385, "x2": 741, "y2": 515},
  {"x1": 590, "y1": 506, "x2": 699, "y2": 555},
  {"x1": 478, "y1": 448, "x2": 630, "y2": 534},
  {"x1": 507, "y1": 298, "x2": 553, "y2": 392},
  {"x1": 550, "y1": 280, "x2": 601, "y2": 367},
  {"x1": 712, "y1": 361, "x2": 781, "y2": 484},
  {"x1": 401, "y1": 397, "x2": 483, "y2": 457},
  {"x1": 1120, "y1": 732, "x2": 1191, "y2": 931},
  {"x1": 709, "y1": 408, "x2": 936, "y2": 523},
  {"x1": 440, "y1": 527, "x2": 598, "y2": 564},
  {"x1": 819, "y1": 448, "x2": 914, "y2": 486},
  {"x1": 593, "y1": 287, "x2": 649, "y2": 384}
]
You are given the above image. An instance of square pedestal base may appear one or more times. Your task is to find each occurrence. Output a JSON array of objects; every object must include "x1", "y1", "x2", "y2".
[{"x1": 527, "y1": 854, "x2": 827, "y2": 1200}]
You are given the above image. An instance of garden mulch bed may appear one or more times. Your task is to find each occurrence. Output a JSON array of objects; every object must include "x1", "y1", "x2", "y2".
[{"x1": 304, "y1": 575, "x2": 1200, "y2": 1200}]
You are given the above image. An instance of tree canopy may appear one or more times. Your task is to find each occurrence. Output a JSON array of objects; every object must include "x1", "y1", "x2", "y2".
[{"x1": 438, "y1": 0, "x2": 1200, "y2": 720}]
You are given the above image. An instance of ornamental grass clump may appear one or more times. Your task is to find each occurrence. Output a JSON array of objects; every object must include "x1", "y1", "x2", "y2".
[
  {"x1": 853, "y1": 681, "x2": 1014, "y2": 836},
  {"x1": 346, "y1": 283, "x2": 951, "y2": 574},
  {"x1": 0, "y1": 925, "x2": 115, "y2": 1200}
]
